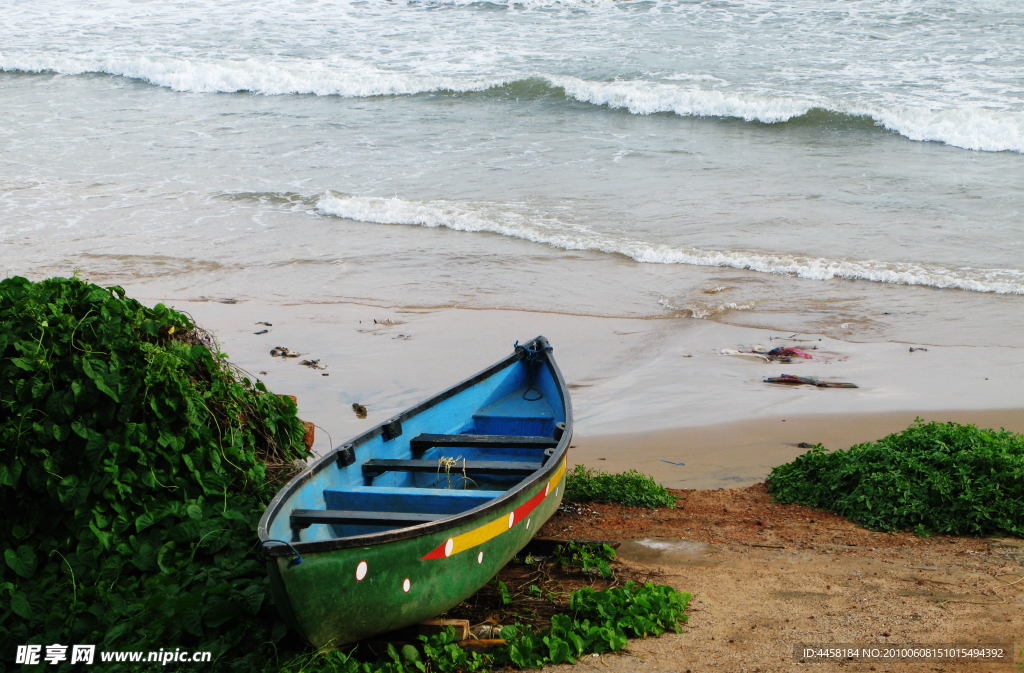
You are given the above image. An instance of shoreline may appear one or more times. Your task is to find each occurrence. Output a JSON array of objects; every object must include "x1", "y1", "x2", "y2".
[
  {"x1": 572, "y1": 408, "x2": 1024, "y2": 490},
  {"x1": 153, "y1": 298, "x2": 1023, "y2": 488}
]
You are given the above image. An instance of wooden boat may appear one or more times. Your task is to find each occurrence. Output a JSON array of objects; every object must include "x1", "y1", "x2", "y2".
[{"x1": 258, "y1": 336, "x2": 572, "y2": 648}]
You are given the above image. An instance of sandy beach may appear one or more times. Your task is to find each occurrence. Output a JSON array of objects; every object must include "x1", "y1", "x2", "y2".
[
  {"x1": 537, "y1": 484, "x2": 1023, "y2": 673},
  {"x1": 160, "y1": 298, "x2": 1024, "y2": 489}
]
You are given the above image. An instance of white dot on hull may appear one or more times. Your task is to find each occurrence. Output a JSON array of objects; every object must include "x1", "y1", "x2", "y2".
[
  {"x1": 444, "y1": 538, "x2": 454, "y2": 557},
  {"x1": 402, "y1": 578, "x2": 411, "y2": 593},
  {"x1": 355, "y1": 561, "x2": 368, "y2": 581}
]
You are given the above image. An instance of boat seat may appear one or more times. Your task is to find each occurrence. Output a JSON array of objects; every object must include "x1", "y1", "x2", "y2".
[
  {"x1": 472, "y1": 390, "x2": 555, "y2": 436},
  {"x1": 290, "y1": 509, "x2": 445, "y2": 529},
  {"x1": 410, "y1": 433, "x2": 558, "y2": 451},
  {"x1": 323, "y1": 486, "x2": 506, "y2": 515},
  {"x1": 362, "y1": 459, "x2": 540, "y2": 477}
]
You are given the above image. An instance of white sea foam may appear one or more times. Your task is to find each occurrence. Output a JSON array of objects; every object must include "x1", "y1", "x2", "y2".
[
  {"x1": 663, "y1": 72, "x2": 729, "y2": 84},
  {"x1": 854, "y1": 104, "x2": 1024, "y2": 154},
  {"x1": 0, "y1": 54, "x2": 507, "y2": 97},
  {"x1": 317, "y1": 193, "x2": 1024, "y2": 295},
  {"x1": 546, "y1": 75, "x2": 816, "y2": 124},
  {"x1": 545, "y1": 75, "x2": 1024, "y2": 152},
  {"x1": 6, "y1": 50, "x2": 1019, "y2": 152}
]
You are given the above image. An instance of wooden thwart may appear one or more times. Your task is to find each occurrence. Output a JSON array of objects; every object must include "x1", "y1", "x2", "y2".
[
  {"x1": 290, "y1": 509, "x2": 445, "y2": 529},
  {"x1": 410, "y1": 433, "x2": 557, "y2": 450},
  {"x1": 362, "y1": 459, "x2": 541, "y2": 477}
]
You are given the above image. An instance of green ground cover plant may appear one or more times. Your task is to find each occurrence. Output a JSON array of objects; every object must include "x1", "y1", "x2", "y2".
[
  {"x1": 274, "y1": 582, "x2": 691, "y2": 672},
  {"x1": 0, "y1": 276, "x2": 310, "y2": 671},
  {"x1": 767, "y1": 420, "x2": 1024, "y2": 537},
  {"x1": 551, "y1": 541, "x2": 617, "y2": 580},
  {"x1": 563, "y1": 465, "x2": 676, "y2": 509}
]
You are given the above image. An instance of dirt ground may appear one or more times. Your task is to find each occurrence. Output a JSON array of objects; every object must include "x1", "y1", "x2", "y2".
[{"x1": 530, "y1": 484, "x2": 1023, "y2": 673}]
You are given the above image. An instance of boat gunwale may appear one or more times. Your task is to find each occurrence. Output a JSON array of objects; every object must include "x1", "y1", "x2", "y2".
[{"x1": 259, "y1": 335, "x2": 572, "y2": 556}]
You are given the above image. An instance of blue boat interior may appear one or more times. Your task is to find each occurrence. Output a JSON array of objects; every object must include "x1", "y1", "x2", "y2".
[{"x1": 268, "y1": 351, "x2": 566, "y2": 544}]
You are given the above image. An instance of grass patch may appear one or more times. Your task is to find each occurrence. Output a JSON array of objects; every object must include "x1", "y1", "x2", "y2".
[
  {"x1": 767, "y1": 419, "x2": 1024, "y2": 537},
  {"x1": 563, "y1": 465, "x2": 676, "y2": 509}
]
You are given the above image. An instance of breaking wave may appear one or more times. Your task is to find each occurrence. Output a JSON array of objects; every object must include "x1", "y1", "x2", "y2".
[
  {"x1": 316, "y1": 193, "x2": 1024, "y2": 294},
  {"x1": 0, "y1": 54, "x2": 508, "y2": 97},
  {"x1": 3, "y1": 53, "x2": 1022, "y2": 152},
  {"x1": 547, "y1": 75, "x2": 1024, "y2": 153}
]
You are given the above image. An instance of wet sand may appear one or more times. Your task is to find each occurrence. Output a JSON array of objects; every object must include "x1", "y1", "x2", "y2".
[
  {"x1": 572, "y1": 408, "x2": 1024, "y2": 490},
  {"x1": 160, "y1": 298, "x2": 1024, "y2": 489},
  {"x1": 539, "y1": 485, "x2": 1023, "y2": 673}
]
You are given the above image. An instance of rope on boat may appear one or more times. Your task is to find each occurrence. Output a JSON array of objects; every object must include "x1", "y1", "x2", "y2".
[
  {"x1": 514, "y1": 340, "x2": 552, "y2": 401},
  {"x1": 437, "y1": 455, "x2": 476, "y2": 490},
  {"x1": 261, "y1": 539, "x2": 303, "y2": 565}
]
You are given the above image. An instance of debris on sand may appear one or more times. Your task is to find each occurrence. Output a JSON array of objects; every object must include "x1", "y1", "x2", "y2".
[
  {"x1": 358, "y1": 317, "x2": 407, "y2": 333},
  {"x1": 352, "y1": 403, "x2": 368, "y2": 419},
  {"x1": 910, "y1": 347, "x2": 929, "y2": 352},
  {"x1": 256, "y1": 321, "x2": 272, "y2": 326},
  {"x1": 270, "y1": 346, "x2": 300, "y2": 358},
  {"x1": 298, "y1": 359, "x2": 326, "y2": 370},
  {"x1": 192, "y1": 296, "x2": 239, "y2": 304},
  {"x1": 722, "y1": 346, "x2": 811, "y2": 363},
  {"x1": 723, "y1": 344, "x2": 848, "y2": 363},
  {"x1": 254, "y1": 329, "x2": 268, "y2": 335},
  {"x1": 765, "y1": 374, "x2": 858, "y2": 389}
]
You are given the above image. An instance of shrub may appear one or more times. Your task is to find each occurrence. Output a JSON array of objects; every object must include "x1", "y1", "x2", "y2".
[
  {"x1": 767, "y1": 419, "x2": 1024, "y2": 536},
  {"x1": 0, "y1": 276, "x2": 310, "y2": 670},
  {"x1": 563, "y1": 465, "x2": 676, "y2": 509}
]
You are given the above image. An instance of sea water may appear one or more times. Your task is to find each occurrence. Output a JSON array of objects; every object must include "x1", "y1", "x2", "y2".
[{"x1": 2, "y1": 0, "x2": 1022, "y2": 347}]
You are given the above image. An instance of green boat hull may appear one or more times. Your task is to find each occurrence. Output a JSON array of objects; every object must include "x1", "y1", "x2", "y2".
[
  {"x1": 268, "y1": 465, "x2": 565, "y2": 647},
  {"x1": 260, "y1": 337, "x2": 572, "y2": 648}
]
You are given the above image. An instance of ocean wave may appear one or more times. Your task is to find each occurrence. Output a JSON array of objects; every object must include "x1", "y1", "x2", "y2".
[
  {"x1": 316, "y1": 193, "x2": 1024, "y2": 294},
  {"x1": 547, "y1": 75, "x2": 815, "y2": 123},
  {"x1": 860, "y1": 104, "x2": 1024, "y2": 154},
  {"x1": 547, "y1": 75, "x2": 1024, "y2": 152},
  {"x1": 4, "y1": 53, "x2": 1022, "y2": 152},
  {"x1": 0, "y1": 54, "x2": 507, "y2": 97}
]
